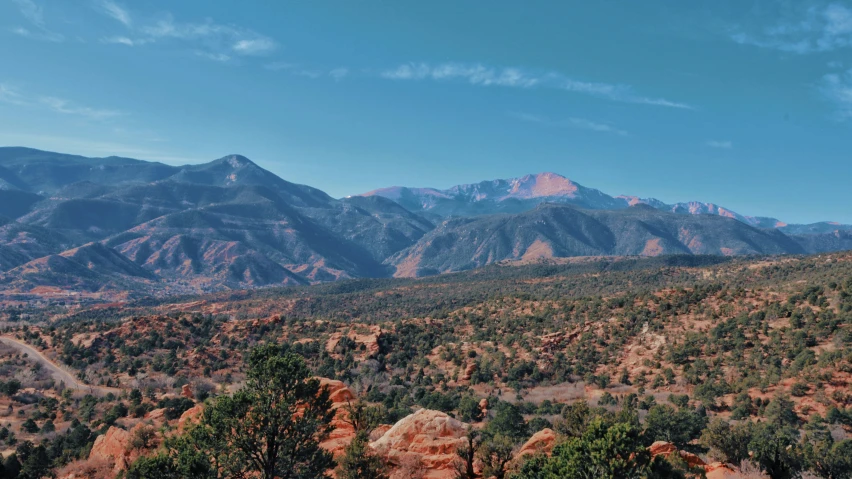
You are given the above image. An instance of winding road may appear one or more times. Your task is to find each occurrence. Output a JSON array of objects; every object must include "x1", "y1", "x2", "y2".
[{"x1": 0, "y1": 336, "x2": 118, "y2": 395}]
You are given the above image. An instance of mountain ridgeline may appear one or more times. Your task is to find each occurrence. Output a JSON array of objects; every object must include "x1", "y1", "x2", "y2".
[{"x1": 0, "y1": 147, "x2": 850, "y2": 296}]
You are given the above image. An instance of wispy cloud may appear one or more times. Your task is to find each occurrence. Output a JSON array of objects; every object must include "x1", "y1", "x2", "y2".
[
  {"x1": 512, "y1": 112, "x2": 629, "y2": 136},
  {"x1": 94, "y1": 7, "x2": 277, "y2": 62},
  {"x1": 232, "y1": 38, "x2": 276, "y2": 55},
  {"x1": 10, "y1": 0, "x2": 64, "y2": 42},
  {"x1": 39, "y1": 97, "x2": 123, "y2": 120},
  {"x1": 98, "y1": 0, "x2": 132, "y2": 27},
  {"x1": 731, "y1": 3, "x2": 852, "y2": 54},
  {"x1": 381, "y1": 62, "x2": 693, "y2": 109},
  {"x1": 101, "y1": 36, "x2": 150, "y2": 47},
  {"x1": 0, "y1": 83, "x2": 123, "y2": 120},
  {"x1": 329, "y1": 67, "x2": 349, "y2": 80},
  {"x1": 265, "y1": 62, "x2": 350, "y2": 80},
  {"x1": 0, "y1": 84, "x2": 26, "y2": 105},
  {"x1": 706, "y1": 140, "x2": 733, "y2": 149},
  {"x1": 195, "y1": 51, "x2": 231, "y2": 63},
  {"x1": 820, "y1": 68, "x2": 852, "y2": 119},
  {"x1": 265, "y1": 62, "x2": 321, "y2": 78},
  {"x1": 383, "y1": 63, "x2": 541, "y2": 88}
]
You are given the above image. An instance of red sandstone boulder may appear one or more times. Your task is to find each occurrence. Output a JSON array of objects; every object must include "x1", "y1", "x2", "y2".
[
  {"x1": 516, "y1": 428, "x2": 556, "y2": 459},
  {"x1": 178, "y1": 404, "x2": 204, "y2": 433},
  {"x1": 370, "y1": 424, "x2": 393, "y2": 441},
  {"x1": 144, "y1": 408, "x2": 166, "y2": 421},
  {"x1": 318, "y1": 378, "x2": 357, "y2": 457},
  {"x1": 319, "y1": 378, "x2": 356, "y2": 404},
  {"x1": 705, "y1": 462, "x2": 744, "y2": 479},
  {"x1": 89, "y1": 426, "x2": 131, "y2": 471},
  {"x1": 650, "y1": 440, "x2": 707, "y2": 468},
  {"x1": 371, "y1": 408, "x2": 470, "y2": 479},
  {"x1": 461, "y1": 363, "x2": 477, "y2": 381},
  {"x1": 181, "y1": 384, "x2": 194, "y2": 399},
  {"x1": 649, "y1": 441, "x2": 678, "y2": 458}
]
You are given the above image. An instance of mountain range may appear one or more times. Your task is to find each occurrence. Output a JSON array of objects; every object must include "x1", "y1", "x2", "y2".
[
  {"x1": 362, "y1": 171, "x2": 850, "y2": 235},
  {"x1": 0, "y1": 147, "x2": 850, "y2": 296}
]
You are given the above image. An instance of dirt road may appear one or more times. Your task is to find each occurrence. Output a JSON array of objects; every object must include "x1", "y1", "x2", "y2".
[{"x1": 0, "y1": 336, "x2": 117, "y2": 395}]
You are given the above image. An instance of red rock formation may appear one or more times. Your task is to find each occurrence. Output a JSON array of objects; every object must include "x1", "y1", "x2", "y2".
[
  {"x1": 649, "y1": 440, "x2": 707, "y2": 467},
  {"x1": 461, "y1": 363, "x2": 477, "y2": 381},
  {"x1": 89, "y1": 426, "x2": 131, "y2": 471},
  {"x1": 516, "y1": 428, "x2": 556, "y2": 459},
  {"x1": 370, "y1": 424, "x2": 393, "y2": 441},
  {"x1": 649, "y1": 441, "x2": 678, "y2": 458},
  {"x1": 704, "y1": 462, "x2": 743, "y2": 479},
  {"x1": 144, "y1": 408, "x2": 166, "y2": 421},
  {"x1": 320, "y1": 378, "x2": 356, "y2": 404},
  {"x1": 478, "y1": 398, "x2": 488, "y2": 418},
  {"x1": 318, "y1": 378, "x2": 357, "y2": 458},
  {"x1": 181, "y1": 384, "x2": 194, "y2": 399},
  {"x1": 370, "y1": 408, "x2": 469, "y2": 479},
  {"x1": 178, "y1": 404, "x2": 204, "y2": 433}
]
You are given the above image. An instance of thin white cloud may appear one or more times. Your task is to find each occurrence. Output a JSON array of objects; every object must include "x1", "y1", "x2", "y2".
[
  {"x1": 382, "y1": 63, "x2": 540, "y2": 88},
  {"x1": 39, "y1": 96, "x2": 123, "y2": 120},
  {"x1": 0, "y1": 84, "x2": 26, "y2": 105},
  {"x1": 101, "y1": 36, "x2": 149, "y2": 46},
  {"x1": 232, "y1": 38, "x2": 276, "y2": 55},
  {"x1": 265, "y1": 62, "x2": 350, "y2": 80},
  {"x1": 10, "y1": 0, "x2": 64, "y2": 42},
  {"x1": 821, "y1": 68, "x2": 852, "y2": 119},
  {"x1": 11, "y1": 0, "x2": 45, "y2": 28},
  {"x1": 381, "y1": 62, "x2": 693, "y2": 109},
  {"x1": 195, "y1": 51, "x2": 231, "y2": 63},
  {"x1": 706, "y1": 140, "x2": 733, "y2": 149},
  {"x1": 329, "y1": 67, "x2": 349, "y2": 80},
  {"x1": 99, "y1": 0, "x2": 132, "y2": 27},
  {"x1": 512, "y1": 112, "x2": 629, "y2": 136},
  {"x1": 93, "y1": 7, "x2": 277, "y2": 62},
  {"x1": 0, "y1": 83, "x2": 123, "y2": 120},
  {"x1": 731, "y1": 3, "x2": 852, "y2": 54}
]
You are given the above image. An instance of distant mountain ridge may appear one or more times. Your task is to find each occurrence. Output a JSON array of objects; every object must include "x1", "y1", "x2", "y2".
[
  {"x1": 362, "y1": 172, "x2": 852, "y2": 235},
  {"x1": 0, "y1": 147, "x2": 850, "y2": 296}
]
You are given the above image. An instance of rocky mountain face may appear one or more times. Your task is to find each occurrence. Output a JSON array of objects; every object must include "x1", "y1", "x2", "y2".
[
  {"x1": 363, "y1": 172, "x2": 852, "y2": 235},
  {"x1": 0, "y1": 147, "x2": 849, "y2": 295},
  {"x1": 362, "y1": 172, "x2": 625, "y2": 217},
  {"x1": 387, "y1": 203, "x2": 811, "y2": 277},
  {"x1": 0, "y1": 148, "x2": 433, "y2": 294}
]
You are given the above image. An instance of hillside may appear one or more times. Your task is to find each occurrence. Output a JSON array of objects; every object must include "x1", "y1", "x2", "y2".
[
  {"x1": 0, "y1": 147, "x2": 850, "y2": 299},
  {"x1": 2, "y1": 251, "x2": 850, "y2": 478},
  {"x1": 387, "y1": 203, "x2": 812, "y2": 277},
  {"x1": 0, "y1": 148, "x2": 435, "y2": 295}
]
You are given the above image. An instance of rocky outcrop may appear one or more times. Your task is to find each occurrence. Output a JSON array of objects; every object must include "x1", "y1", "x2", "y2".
[
  {"x1": 461, "y1": 363, "x2": 476, "y2": 381},
  {"x1": 704, "y1": 462, "x2": 744, "y2": 479},
  {"x1": 649, "y1": 441, "x2": 751, "y2": 477},
  {"x1": 478, "y1": 398, "x2": 488, "y2": 418},
  {"x1": 181, "y1": 384, "x2": 194, "y2": 399},
  {"x1": 144, "y1": 408, "x2": 166, "y2": 421},
  {"x1": 89, "y1": 426, "x2": 132, "y2": 471},
  {"x1": 178, "y1": 404, "x2": 204, "y2": 433},
  {"x1": 649, "y1": 441, "x2": 706, "y2": 469},
  {"x1": 318, "y1": 378, "x2": 357, "y2": 458},
  {"x1": 371, "y1": 409, "x2": 469, "y2": 479},
  {"x1": 516, "y1": 428, "x2": 556, "y2": 459},
  {"x1": 320, "y1": 378, "x2": 356, "y2": 404}
]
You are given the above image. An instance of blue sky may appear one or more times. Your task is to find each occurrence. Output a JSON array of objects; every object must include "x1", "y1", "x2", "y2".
[{"x1": 1, "y1": 0, "x2": 851, "y2": 224}]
